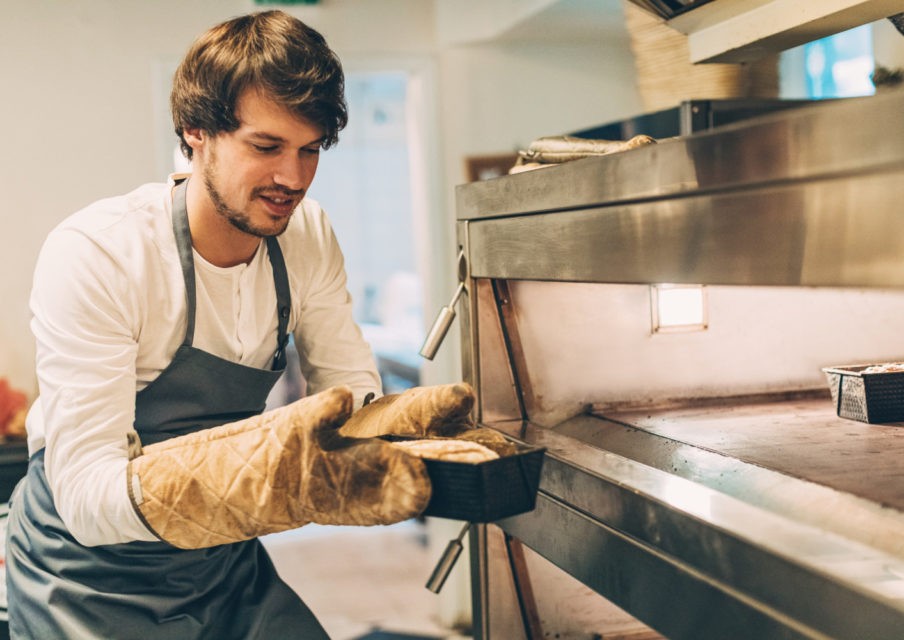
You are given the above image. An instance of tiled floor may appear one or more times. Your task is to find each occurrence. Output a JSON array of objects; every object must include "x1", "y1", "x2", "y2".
[{"x1": 262, "y1": 521, "x2": 470, "y2": 640}]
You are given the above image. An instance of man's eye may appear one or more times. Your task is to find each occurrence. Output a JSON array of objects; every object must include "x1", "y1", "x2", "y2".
[
  {"x1": 303, "y1": 147, "x2": 321, "y2": 156},
  {"x1": 252, "y1": 144, "x2": 278, "y2": 154}
]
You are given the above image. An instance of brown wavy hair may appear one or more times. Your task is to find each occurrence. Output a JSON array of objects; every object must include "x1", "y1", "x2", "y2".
[{"x1": 171, "y1": 10, "x2": 348, "y2": 160}]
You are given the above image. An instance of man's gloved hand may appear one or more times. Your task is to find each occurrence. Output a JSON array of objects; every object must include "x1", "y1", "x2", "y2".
[
  {"x1": 338, "y1": 383, "x2": 476, "y2": 439},
  {"x1": 126, "y1": 386, "x2": 431, "y2": 550}
]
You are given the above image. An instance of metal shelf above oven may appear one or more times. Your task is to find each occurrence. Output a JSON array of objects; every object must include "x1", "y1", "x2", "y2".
[{"x1": 456, "y1": 91, "x2": 904, "y2": 289}]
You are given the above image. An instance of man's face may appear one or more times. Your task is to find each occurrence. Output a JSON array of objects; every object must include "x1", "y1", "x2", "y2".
[{"x1": 191, "y1": 88, "x2": 325, "y2": 238}]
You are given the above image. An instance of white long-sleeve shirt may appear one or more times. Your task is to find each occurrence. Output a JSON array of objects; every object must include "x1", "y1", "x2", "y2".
[{"x1": 27, "y1": 179, "x2": 381, "y2": 546}]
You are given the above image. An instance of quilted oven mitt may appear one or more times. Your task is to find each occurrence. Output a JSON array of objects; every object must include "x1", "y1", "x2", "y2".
[
  {"x1": 339, "y1": 383, "x2": 517, "y2": 457},
  {"x1": 126, "y1": 386, "x2": 431, "y2": 550},
  {"x1": 339, "y1": 383, "x2": 476, "y2": 439}
]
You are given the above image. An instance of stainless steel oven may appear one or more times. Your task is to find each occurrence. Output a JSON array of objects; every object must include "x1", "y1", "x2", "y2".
[{"x1": 452, "y1": 91, "x2": 904, "y2": 640}]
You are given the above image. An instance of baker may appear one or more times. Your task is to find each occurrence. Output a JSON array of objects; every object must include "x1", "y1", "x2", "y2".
[{"x1": 6, "y1": 10, "x2": 474, "y2": 639}]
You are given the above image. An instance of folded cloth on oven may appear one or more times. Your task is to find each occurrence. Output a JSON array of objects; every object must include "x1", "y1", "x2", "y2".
[{"x1": 510, "y1": 134, "x2": 657, "y2": 173}]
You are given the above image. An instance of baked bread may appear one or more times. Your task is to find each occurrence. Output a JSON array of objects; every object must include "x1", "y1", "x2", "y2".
[
  {"x1": 391, "y1": 439, "x2": 499, "y2": 463},
  {"x1": 429, "y1": 424, "x2": 519, "y2": 457},
  {"x1": 863, "y1": 363, "x2": 904, "y2": 373}
]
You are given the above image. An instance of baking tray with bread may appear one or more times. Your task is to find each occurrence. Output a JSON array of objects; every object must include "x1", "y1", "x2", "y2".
[
  {"x1": 823, "y1": 362, "x2": 904, "y2": 424},
  {"x1": 385, "y1": 433, "x2": 546, "y2": 522}
]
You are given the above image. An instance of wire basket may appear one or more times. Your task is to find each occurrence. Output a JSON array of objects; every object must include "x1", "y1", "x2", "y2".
[{"x1": 823, "y1": 364, "x2": 904, "y2": 424}]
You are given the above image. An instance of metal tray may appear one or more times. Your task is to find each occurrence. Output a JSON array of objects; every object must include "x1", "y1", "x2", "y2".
[{"x1": 823, "y1": 364, "x2": 904, "y2": 424}]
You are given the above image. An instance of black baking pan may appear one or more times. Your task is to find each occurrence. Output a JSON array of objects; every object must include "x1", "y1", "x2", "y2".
[
  {"x1": 387, "y1": 437, "x2": 546, "y2": 522},
  {"x1": 823, "y1": 364, "x2": 904, "y2": 424}
]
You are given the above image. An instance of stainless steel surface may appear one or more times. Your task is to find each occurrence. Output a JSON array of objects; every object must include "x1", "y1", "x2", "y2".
[
  {"x1": 470, "y1": 280, "x2": 904, "y2": 428},
  {"x1": 563, "y1": 403, "x2": 904, "y2": 557},
  {"x1": 487, "y1": 280, "x2": 531, "y2": 421},
  {"x1": 467, "y1": 172, "x2": 904, "y2": 286},
  {"x1": 457, "y1": 222, "x2": 479, "y2": 418},
  {"x1": 469, "y1": 523, "x2": 490, "y2": 640},
  {"x1": 471, "y1": 278, "x2": 521, "y2": 425},
  {"x1": 495, "y1": 418, "x2": 904, "y2": 640},
  {"x1": 458, "y1": 93, "x2": 904, "y2": 220}
]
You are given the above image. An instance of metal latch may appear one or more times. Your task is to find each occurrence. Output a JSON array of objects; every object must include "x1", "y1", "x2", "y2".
[
  {"x1": 425, "y1": 521, "x2": 470, "y2": 593},
  {"x1": 419, "y1": 251, "x2": 467, "y2": 361}
]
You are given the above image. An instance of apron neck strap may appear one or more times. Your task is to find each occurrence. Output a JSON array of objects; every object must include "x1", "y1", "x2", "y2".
[
  {"x1": 171, "y1": 179, "x2": 197, "y2": 348},
  {"x1": 264, "y1": 236, "x2": 291, "y2": 371}
]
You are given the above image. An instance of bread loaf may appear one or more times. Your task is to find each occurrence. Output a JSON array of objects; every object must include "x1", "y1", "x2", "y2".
[{"x1": 391, "y1": 439, "x2": 499, "y2": 463}]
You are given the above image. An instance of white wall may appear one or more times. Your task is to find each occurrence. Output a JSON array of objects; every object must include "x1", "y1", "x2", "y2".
[
  {"x1": 0, "y1": 0, "x2": 252, "y2": 393},
  {"x1": 0, "y1": 0, "x2": 641, "y2": 397}
]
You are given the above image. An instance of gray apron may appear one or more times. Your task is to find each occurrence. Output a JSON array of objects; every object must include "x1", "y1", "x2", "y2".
[{"x1": 6, "y1": 180, "x2": 330, "y2": 640}]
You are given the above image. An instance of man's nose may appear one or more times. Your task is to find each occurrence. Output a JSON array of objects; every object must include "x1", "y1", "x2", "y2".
[{"x1": 273, "y1": 155, "x2": 314, "y2": 191}]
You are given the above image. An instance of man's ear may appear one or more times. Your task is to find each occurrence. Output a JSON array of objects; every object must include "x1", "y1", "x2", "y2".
[{"x1": 183, "y1": 127, "x2": 205, "y2": 153}]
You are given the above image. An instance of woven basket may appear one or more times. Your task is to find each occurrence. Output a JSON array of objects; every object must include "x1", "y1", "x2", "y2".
[{"x1": 623, "y1": 2, "x2": 779, "y2": 112}]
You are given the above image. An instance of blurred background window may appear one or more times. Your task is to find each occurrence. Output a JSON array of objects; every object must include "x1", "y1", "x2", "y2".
[
  {"x1": 315, "y1": 71, "x2": 423, "y2": 394},
  {"x1": 782, "y1": 24, "x2": 876, "y2": 99},
  {"x1": 804, "y1": 24, "x2": 875, "y2": 98}
]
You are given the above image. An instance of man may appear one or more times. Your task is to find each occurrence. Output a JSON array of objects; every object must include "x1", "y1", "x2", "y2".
[{"x1": 6, "y1": 11, "x2": 473, "y2": 639}]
